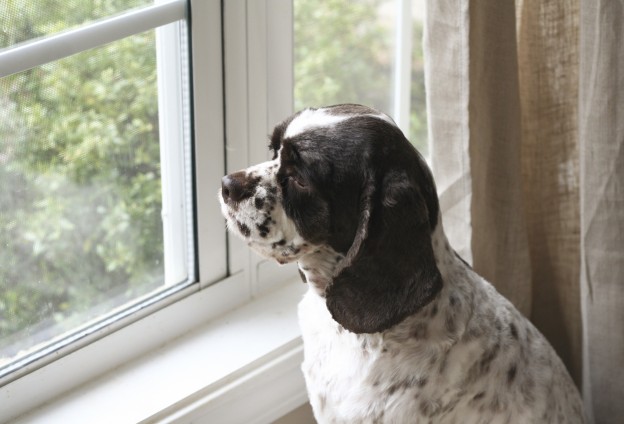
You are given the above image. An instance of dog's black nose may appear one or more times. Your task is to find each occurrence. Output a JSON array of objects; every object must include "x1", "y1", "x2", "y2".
[{"x1": 221, "y1": 172, "x2": 248, "y2": 203}]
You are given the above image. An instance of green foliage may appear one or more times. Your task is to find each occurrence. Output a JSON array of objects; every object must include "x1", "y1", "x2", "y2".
[
  {"x1": 294, "y1": 0, "x2": 393, "y2": 112},
  {"x1": 0, "y1": 0, "x2": 162, "y2": 349}
]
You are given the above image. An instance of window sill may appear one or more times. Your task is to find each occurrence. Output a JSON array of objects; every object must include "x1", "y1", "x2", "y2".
[{"x1": 9, "y1": 280, "x2": 309, "y2": 424}]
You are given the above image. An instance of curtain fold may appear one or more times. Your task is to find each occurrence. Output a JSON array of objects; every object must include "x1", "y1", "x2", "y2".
[
  {"x1": 467, "y1": 2, "x2": 532, "y2": 318},
  {"x1": 516, "y1": 0, "x2": 582, "y2": 387},
  {"x1": 579, "y1": 1, "x2": 624, "y2": 422},
  {"x1": 424, "y1": 0, "x2": 473, "y2": 264},
  {"x1": 425, "y1": 0, "x2": 624, "y2": 422}
]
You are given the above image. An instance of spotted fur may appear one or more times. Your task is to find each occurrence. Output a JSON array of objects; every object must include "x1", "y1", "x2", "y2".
[{"x1": 219, "y1": 104, "x2": 584, "y2": 423}]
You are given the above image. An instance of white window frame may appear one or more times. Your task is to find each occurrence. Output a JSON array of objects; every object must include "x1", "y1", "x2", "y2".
[
  {"x1": 392, "y1": 0, "x2": 414, "y2": 131},
  {"x1": 224, "y1": 0, "x2": 299, "y2": 299},
  {"x1": 156, "y1": 2, "x2": 194, "y2": 287},
  {"x1": 0, "y1": 0, "x2": 245, "y2": 419},
  {"x1": 0, "y1": 1, "x2": 422, "y2": 421}
]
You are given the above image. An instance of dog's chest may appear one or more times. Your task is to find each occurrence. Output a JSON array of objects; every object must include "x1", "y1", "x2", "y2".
[
  {"x1": 298, "y1": 295, "x2": 393, "y2": 422},
  {"x1": 298, "y1": 290, "x2": 472, "y2": 423}
]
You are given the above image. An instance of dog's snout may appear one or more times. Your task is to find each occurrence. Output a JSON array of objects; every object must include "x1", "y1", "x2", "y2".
[{"x1": 221, "y1": 171, "x2": 252, "y2": 203}]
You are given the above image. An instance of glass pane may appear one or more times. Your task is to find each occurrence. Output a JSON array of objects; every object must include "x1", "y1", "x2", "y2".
[
  {"x1": 0, "y1": 0, "x2": 155, "y2": 49},
  {"x1": 293, "y1": 0, "x2": 428, "y2": 155},
  {"x1": 411, "y1": 2, "x2": 427, "y2": 155},
  {"x1": 0, "y1": 28, "x2": 189, "y2": 374}
]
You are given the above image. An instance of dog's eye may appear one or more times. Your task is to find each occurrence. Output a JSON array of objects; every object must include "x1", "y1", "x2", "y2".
[{"x1": 289, "y1": 175, "x2": 307, "y2": 190}]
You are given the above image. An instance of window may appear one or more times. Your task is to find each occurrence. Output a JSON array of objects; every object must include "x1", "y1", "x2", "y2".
[
  {"x1": 0, "y1": 0, "x2": 216, "y2": 385},
  {"x1": 224, "y1": 0, "x2": 428, "y2": 299},
  {"x1": 1, "y1": 0, "x2": 427, "y2": 420},
  {"x1": 293, "y1": 0, "x2": 428, "y2": 156}
]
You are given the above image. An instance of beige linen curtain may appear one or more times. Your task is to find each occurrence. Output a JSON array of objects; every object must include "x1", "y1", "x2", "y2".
[{"x1": 424, "y1": 1, "x2": 624, "y2": 423}]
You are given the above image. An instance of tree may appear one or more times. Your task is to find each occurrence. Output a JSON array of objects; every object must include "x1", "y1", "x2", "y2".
[{"x1": 0, "y1": 0, "x2": 162, "y2": 354}]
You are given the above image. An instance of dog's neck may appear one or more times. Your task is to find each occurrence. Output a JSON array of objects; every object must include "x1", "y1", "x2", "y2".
[
  {"x1": 297, "y1": 214, "x2": 464, "y2": 293},
  {"x1": 298, "y1": 246, "x2": 344, "y2": 294},
  {"x1": 430, "y1": 215, "x2": 465, "y2": 274},
  {"x1": 297, "y1": 214, "x2": 475, "y2": 339}
]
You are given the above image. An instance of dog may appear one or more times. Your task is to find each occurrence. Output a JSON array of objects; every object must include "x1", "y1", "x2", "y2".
[{"x1": 219, "y1": 104, "x2": 584, "y2": 423}]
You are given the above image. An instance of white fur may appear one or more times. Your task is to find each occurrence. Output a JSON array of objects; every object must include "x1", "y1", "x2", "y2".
[
  {"x1": 285, "y1": 109, "x2": 351, "y2": 139},
  {"x1": 284, "y1": 107, "x2": 395, "y2": 139}
]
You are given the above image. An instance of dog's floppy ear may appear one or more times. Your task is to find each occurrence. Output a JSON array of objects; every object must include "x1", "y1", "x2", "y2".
[{"x1": 325, "y1": 145, "x2": 443, "y2": 334}]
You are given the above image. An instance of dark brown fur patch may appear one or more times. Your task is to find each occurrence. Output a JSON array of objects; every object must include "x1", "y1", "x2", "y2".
[
  {"x1": 254, "y1": 196, "x2": 265, "y2": 209},
  {"x1": 510, "y1": 323, "x2": 519, "y2": 340},
  {"x1": 237, "y1": 221, "x2": 251, "y2": 237},
  {"x1": 445, "y1": 313, "x2": 457, "y2": 333},
  {"x1": 479, "y1": 343, "x2": 500, "y2": 373},
  {"x1": 507, "y1": 364, "x2": 518, "y2": 384},
  {"x1": 473, "y1": 391, "x2": 486, "y2": 401},
  {"x1": 298, "y1": 268, "x2": 307, "y2": 283},
  {"x1": 256, "y1": 216, "x2": 272, "y2": 237},
  {"x1": 272, "y1": 239, "x2": 287, "y2": 248},
  {"x1": 412, "y1": 322, "x2": 428, "y2": 339}
]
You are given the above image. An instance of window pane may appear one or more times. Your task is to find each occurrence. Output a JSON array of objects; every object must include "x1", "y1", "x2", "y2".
[
  {"x1": 0, "y1": 28, "x2": 190, "y2": 375},
  {"x1": 411, "y1": 3, "x2": 427, "y2": 155},
  {"x1": 0, "y1": 0, "x2": 155, "y2": 49},
  {"x1": 293, "y1": 0, "x2": 428, "y2": 155},
  {"x1": 294, "y1": 0, "x2": 395, "y2": 113}
]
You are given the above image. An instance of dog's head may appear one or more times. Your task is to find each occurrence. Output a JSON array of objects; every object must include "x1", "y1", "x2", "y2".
[{"x1": 219, "y1": 104, "x2": 443, "y2": 333}]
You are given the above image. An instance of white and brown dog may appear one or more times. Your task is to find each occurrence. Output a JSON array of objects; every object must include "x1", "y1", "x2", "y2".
[{"x1": 219, "y1": 104, "x2": 584, "y2": 423}]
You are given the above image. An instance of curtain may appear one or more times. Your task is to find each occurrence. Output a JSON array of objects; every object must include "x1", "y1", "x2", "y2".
[
  {"x1": 424, "y1": 1, "x2": 624, "y2": 423},
  {"x1": 579, "y1": 1, "x2": 624, "y2": 422}
]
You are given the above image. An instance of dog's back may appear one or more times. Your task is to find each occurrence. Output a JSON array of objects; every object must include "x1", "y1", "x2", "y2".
[{"x1": 299, "y1": 229, "x2": 584, "y2": 423}]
